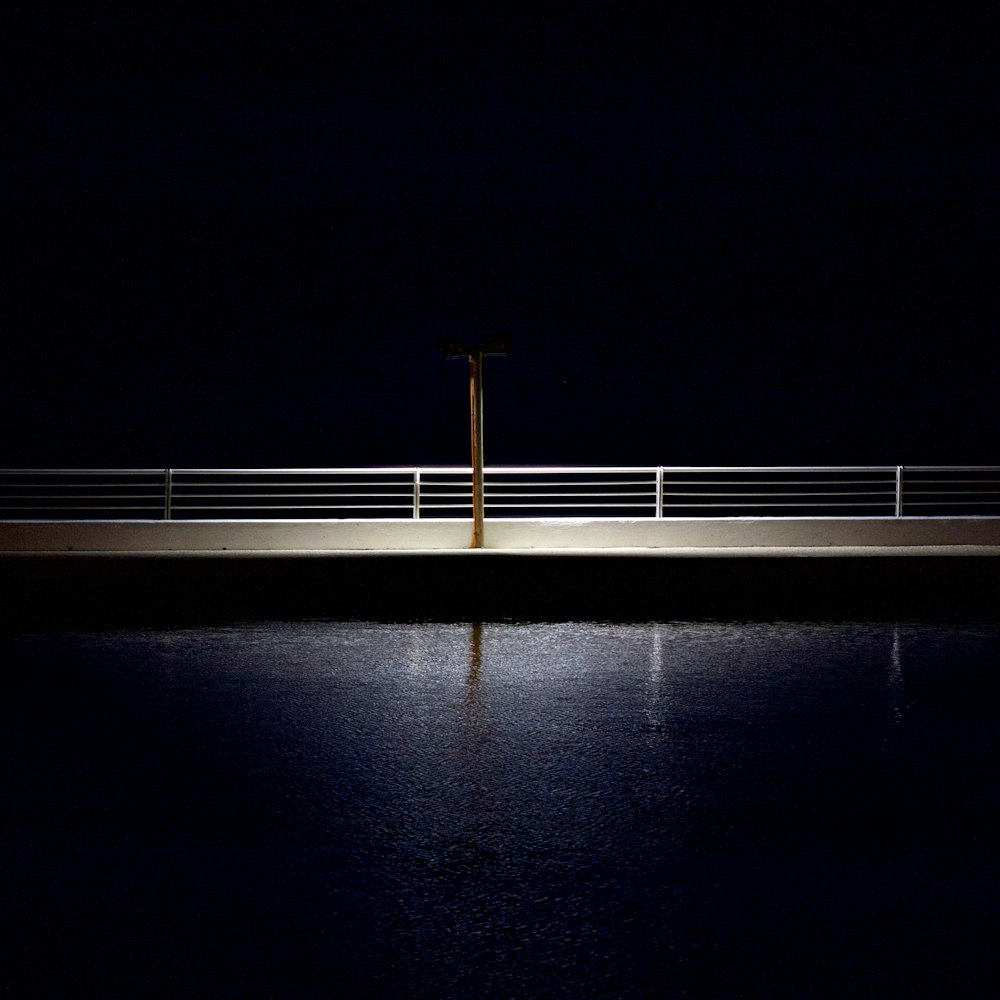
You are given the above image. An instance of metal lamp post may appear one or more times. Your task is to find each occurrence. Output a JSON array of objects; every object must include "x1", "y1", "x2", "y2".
[{"x1": 438, "y1": 336, "x2": 508, "y2": 548}]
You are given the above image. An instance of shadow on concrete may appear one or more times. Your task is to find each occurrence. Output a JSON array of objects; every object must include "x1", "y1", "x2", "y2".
[{"x1": 2, "y1": 551, "x2": 999, "y2": 629}]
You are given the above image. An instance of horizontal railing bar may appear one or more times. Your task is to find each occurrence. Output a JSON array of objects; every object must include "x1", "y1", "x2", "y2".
[
  {"x1": 175, "y1": 492, "x2": 412, "y2": 499},
  {"x1": 0, "y1": 506, "x2": 164, "y2": 511},
  {"x1": 172, "y1": 467, "x2": 423, "y2": 474},
  {"x1": 485, "y1": 466, "x2": 896, "y2": 473},
  {"x1": 661, "y1": 501, "x2": 895, "y2": 508},
  {"x1": 166, "y1": 482, "x2": 410, "y2": 490},
  {"x1": 904, "y1": 500, "x2": 1000, "y2": 506},
  {"x1": 484, "y1": 469, "x2": 656, "y2": 486},
  {"x1": 658, "y1": 466, "x2": 898, "y2": 472},
  {"x1": 0, "y1": 494, "x2": 165, "y2": 500},
  {"x1": 0, "y1": 482, "x2": 164, "y2": 488},
  {"x1": 0, "y1": 465, "x2": 940, "y2": 475},
  {"x1": 421, "y1": 480, "x2": 656, "y2": 488},
  {"x1": 394, "y1": 492, "x2": 473, "y2": 498},
  {"x1": 415, "y1": 503, "x2": 656, "y2": 509},
  {"x1": 483, "y1": 491, "x2": 656, "y2": 498},
  {"x1": 0, "y1": 481, "x2": 986, "y2": 491},
  {"x1": 173, "y1": 480, "x2": 415, "y2": 487},
  {"x1": 484, "y1": 502, "x2": 658, "y2": 508},
  {"x1": 424, "y1": 478, "x2": 653, "y2": 485},
  {"x1": 467, "y1": 466, "x2": 657, "y2": 473},
  {"x1": 661, "y1": 490, "x2": 895, "y2": 497},
  {"x1": 7, "y1": 465, "x2": 998, "y2": 475},
  {"x1": 178, "y1": 504, "x2": 414, "y2": 510},
  {"x1": 422, "y1": 493, "x2": 655, "y2": 500},
  {"x1": 173, "y1": 466, "x2": 660, "y2": 474},
  {"x1": 0, "y1": 470, "x2": 167, "y2": 475},
  {"x1": 0, "y1": 483, "x2": 166, "y2": 489},
  {"x1": 483, "y1": 479, "x2": 655, "y2": 486},
  {"x1": 660, "y1": 478, "x2": 894, "y2": 485}
]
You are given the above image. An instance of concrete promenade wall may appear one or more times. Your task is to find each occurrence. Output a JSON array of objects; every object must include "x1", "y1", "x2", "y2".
[
  {"x1": 3, "y1": 518, "x2": 998, "y2": 627},
  {"x1": 3, "y1": 516, "x2": 1000, "y2": 551}
]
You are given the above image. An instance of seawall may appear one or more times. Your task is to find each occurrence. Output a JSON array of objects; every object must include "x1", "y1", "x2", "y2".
[{"x1": 1, "y1": 516, "x2": 998, "y2": 627}]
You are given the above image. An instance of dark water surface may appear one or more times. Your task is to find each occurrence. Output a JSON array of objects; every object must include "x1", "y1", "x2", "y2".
[{"x1": 3, "y1": 622, "x2": 998, "y2": 998}]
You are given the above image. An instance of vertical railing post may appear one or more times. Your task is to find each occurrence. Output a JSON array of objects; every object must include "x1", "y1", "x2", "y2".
[
  {"x1": 413, "y1": 467, "x2": 421, "y2": 519},
  {"x1": 655, "y1": 466, "x2": 663, "y2": 518},
  {"x1": 165, "y1": 468, "x2": 173, "y2": 520},
  {"x1": 895, "y1": 465, "x2": 903, "y2": 517},
  {"x1": 470, "y1": 351, "x2": 485, "y2": 547}
]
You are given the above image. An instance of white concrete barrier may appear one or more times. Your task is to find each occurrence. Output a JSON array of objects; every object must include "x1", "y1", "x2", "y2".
[
  {"x1": 486, "y1": 517, "x2": 1000, "y2": 548},
  {"x1": 2, "y1": 517, "x2": 1000, "y2": 552}
]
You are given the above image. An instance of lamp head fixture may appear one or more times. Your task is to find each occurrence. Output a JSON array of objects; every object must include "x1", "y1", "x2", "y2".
[{"x1": 438, "y1": 336, "x2": 509, "y2": 359}]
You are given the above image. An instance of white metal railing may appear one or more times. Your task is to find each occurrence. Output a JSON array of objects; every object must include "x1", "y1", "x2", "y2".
[{"x1": 0, "y1": 467, "x2": 999, "y2": 520}]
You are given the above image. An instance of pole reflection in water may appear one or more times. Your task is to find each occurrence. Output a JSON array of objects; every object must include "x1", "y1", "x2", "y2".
[
  {"x1": 888, "y1": 625, "x2": 906, "y2": 729},
  {"x1": 3, "y1": 621, "x2": 999, "y2": 998},
  {"x1": 464, "y1": 621, "x2": 483, "y2": 714}
]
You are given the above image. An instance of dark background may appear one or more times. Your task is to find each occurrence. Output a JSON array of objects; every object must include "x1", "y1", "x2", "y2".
[{"x1": 4, "y1": 7, "x2": 997, "y2": 469}]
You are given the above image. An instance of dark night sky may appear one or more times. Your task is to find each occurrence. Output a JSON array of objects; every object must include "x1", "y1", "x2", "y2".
[{"x1": 3, "y1": 7, "x2": 997, "y2": 469}]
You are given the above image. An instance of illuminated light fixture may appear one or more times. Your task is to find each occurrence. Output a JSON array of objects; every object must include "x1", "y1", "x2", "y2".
[
  {"x1": 437, "y1": 336, "x2": 510, "y2": 548},
  {"x1": 480, "y1": 337, "x2": 510, "y2": 356},
  {"x1": 438, "y1": 338, "x2": 470, "y2": 360}
]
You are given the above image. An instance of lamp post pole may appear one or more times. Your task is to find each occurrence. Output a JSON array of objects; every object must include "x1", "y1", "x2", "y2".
[{"x1": 439, "y1": 336, "x2": 508, "y2": 549}]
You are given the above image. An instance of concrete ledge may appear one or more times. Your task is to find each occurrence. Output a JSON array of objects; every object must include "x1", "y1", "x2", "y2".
[
  {"x1": 3, "y1": 516, "x2": 1000, "y2": 551},
  {"x1": 4, "y1": 519, "x2": 998, "y2": 627}
]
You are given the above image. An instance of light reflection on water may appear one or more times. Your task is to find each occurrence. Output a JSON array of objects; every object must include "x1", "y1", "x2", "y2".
[{"x1": 3, "y1": 622, "x2": 999, "y2": 998}]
